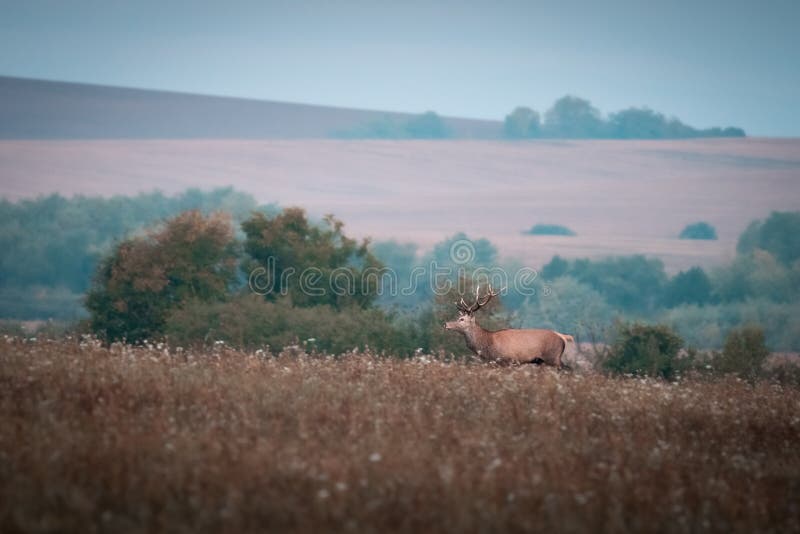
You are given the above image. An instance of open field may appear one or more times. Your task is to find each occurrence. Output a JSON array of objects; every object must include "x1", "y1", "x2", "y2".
[
  {"x1": 0, "y1": 76, "x2": 500, "y2": 140},
  {"x1": 2, "y1": 137, "x2": 799, "y2": 272},
  {"x1": 1, "y1": 337, "x2": 798, "y2": 533}
]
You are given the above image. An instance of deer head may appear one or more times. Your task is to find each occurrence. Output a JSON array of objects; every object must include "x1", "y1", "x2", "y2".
[{"x1": 444, "y1": 285, "x2": 498, "y2": 333}]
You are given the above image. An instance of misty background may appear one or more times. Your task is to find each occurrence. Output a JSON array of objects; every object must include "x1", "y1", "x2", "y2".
[{"x1": 1, "y1": 0, "x2": 799, "y2": 136}]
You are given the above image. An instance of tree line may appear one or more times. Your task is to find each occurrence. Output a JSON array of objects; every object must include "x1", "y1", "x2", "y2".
[
  {"x1": 1, "y1": 189, "x2": 797, "y2": 354},
  {"x1": 333, "y1": 96, "x2": 745, "y2": 140},
  {"x1": 503, "y1": 95, "x2": 744, "y2": 139},
  {"x1": 0, "y1": 188, "x2": 276, "y2": 319}
]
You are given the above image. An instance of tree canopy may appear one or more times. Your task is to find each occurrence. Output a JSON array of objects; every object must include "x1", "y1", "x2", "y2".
[
  {"x1": 242, "y1": 208, "x2": 383, "y2": 309},
  {"x1": 503, "y1": 97, "x2": 745, "y2": 140},
  {"x1": 503, "y1": 107, "x2": 541, "y2": 139},
  {"x1": 737, "y1": 211, "x2": 800, "y2": 265},
  {"x1": 86, "y1": 211, "x2": 238, "y2": 342}
]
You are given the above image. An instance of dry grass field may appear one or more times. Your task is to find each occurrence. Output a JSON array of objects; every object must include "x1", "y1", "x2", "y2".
[
  {"x1": 2, "y1": 137, "x2": 799, "y2": 272},
  {"x1": 2, "y1": 336, "x2": 798, "y2": 533}
]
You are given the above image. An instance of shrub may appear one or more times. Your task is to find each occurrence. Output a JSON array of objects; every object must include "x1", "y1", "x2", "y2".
[
  {"x1": 679, "y1": 222, "x2": 718, "y2": 240},
  {"x1": 601, "y1": 323, "x2": 686, "y2": 380},
  {"x1": 166, "y1": 294, "x2": 413, "y2": 355},
  {"x1": 763, "y1": 363, "x2": 800, "y2": 387},
  {"x1": 712, "y1": 325, "x2": 770, "y2": 381},
  {"x1": 523, "y1": 224, "x2": 576, "y2": 236}
]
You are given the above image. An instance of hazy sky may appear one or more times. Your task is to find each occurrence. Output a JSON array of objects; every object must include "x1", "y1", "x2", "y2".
[{"x1": 1, "y1": 0, "x2": 798, "y2": 136}]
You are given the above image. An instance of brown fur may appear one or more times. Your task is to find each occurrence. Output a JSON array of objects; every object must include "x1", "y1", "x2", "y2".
[{"x1": 445, "y1": 314, "x2": 568, "y2": 367}]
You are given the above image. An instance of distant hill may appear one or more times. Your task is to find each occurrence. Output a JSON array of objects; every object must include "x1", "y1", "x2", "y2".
[{"x1": 0, "y1": 76, "x2": 502, "y2": 139}]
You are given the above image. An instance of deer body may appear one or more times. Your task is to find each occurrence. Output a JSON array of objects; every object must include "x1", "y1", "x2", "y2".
[
  {"x1": 444, "y1": 286, "x2": 570, "y2": 368},
  {"x1": 446, "y1": 316, "x2": 566, "y2": 367}
]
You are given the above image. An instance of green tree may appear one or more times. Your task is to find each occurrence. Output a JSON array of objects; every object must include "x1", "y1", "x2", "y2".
[
  {"x1": 503, "y1": 107, "x2": 541, "y2": 138},
  {"x1": 428, "y1": 232, "x2": 498, "y2": 270},
  {"x1": 242, "y1": 208, "x2": 383, "y2": 309},
  {"x1": 524, "y1": 224, "x2": 575, "y2": 236},
  {"x1": 609, "y1": 107, "x2": 671, "y2": 139},
  {"x1": 662, "y1": 266, "x2": 713, "y2": 307},
  {"x1": 737, "y1": 211, "x2": 800, "y2": 265},
  {"x1": 0, "y1": 188, "x2": 272, "y2": 320},
  {"x1": 544, "y1": 96, "x2": 607, "y2": 138},
  {"x1": 405, "y1": 111, "x2": 451, "y2": 139},
  {"x1": 86, "y1": 211, "x2": 238, "y2": 342},
  {"x1": 541, "y1": 255, "x2": 569, "y2": 280},
  {"x1": 569, "y1": 255, "x2": 667, "y2": 314},
  {"x1": 520, "y1": 276, "x2": 614, "y2": 341},
  {"x1": 712, "y1": 249, "x2": 799, "y2": 303},
  {"x1": 679, "y1": 222, "x2": 718, "y2": 240}
]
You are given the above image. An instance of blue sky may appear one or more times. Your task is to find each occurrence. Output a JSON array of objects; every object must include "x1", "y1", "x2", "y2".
[{"x1": 1, "y1": 0, "x2": 798, "y2": 136}]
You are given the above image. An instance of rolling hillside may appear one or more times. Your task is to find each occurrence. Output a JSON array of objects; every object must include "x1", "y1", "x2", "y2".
[{"x1": 0, "y1": 76, "x2": 502, "y2": 139}]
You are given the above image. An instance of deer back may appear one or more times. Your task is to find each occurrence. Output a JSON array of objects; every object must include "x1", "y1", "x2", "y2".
[{"x1": 487, "y1": 328, "x2": 565, "y2": 366}]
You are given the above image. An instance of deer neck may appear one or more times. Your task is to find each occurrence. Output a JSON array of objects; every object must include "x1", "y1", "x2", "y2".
[{"x1": 463, "y1": 322, "x2": 492, "y2": 357}]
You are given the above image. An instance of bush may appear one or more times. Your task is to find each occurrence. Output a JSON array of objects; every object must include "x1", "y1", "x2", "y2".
[
  {"x1": 763, "y1": 364, "x2": 800, "y2": 387},
  {"x1": 679, "y1": 222, "x2": 718, "y2": 240},
  {"x1": 165, "y1": 294, "x2": 414, "y2": 355},
  {"x1": 712, "y1": 325, "x2": 770, "y2": 381},
  {"x1": 601, "y1": 323, "x2": 686, "y2": 380},
  {"x1": 523, "y1": 224, "x2": 576, "y2": 236}
]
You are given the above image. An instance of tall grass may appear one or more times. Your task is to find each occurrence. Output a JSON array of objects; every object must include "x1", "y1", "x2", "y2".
[{"x1": 1, "y1": 337, "x2": 798, "y2": 532}]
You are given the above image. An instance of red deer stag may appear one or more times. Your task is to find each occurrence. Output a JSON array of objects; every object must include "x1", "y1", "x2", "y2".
[{"x1": 444, "y1": 285, "x2": 571, "y2": 368}]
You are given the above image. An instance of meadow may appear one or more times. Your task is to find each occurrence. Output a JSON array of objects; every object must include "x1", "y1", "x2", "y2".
[{"x1": 2, "y1": 336, "x2": 798, "y2": 533}]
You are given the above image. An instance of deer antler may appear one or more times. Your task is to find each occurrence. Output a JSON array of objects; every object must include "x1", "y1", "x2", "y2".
[{"x1": 455, "y1": 284, "x2": 498, "y2": 315}]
